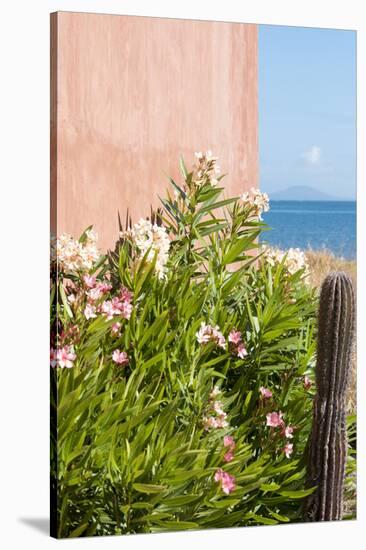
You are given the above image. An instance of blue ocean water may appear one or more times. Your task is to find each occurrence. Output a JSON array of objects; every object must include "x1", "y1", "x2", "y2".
[{"x1": 261, "y1": 201, "x2": 356, "y2": 259}]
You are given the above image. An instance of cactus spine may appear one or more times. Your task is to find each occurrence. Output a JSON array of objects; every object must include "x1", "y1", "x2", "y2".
[{"x1": 304, "y1": 272, "x2": 355, "y2": 521}]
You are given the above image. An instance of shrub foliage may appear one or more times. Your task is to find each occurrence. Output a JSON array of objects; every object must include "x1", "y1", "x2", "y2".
[{"x1": 51, "y1": 153, "x2": 326, "y2": 537}]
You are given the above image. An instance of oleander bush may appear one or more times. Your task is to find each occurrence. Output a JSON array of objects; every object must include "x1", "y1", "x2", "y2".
[{"x1": 51, "y1": 153, "x2": 341, "y2": 537}]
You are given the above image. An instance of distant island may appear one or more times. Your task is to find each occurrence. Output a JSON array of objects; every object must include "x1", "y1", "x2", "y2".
[{"x1": 268, "y1": 185, "x2": 351, "y2": 201}]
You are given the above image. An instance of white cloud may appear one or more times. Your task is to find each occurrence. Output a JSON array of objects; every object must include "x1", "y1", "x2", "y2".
[{"x1": 302, "y1": 145, "x2": 322, "y2": 165}]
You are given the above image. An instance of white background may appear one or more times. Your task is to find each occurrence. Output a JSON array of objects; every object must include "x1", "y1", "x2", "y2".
[{"x1": 0, "y1": 1, "x2": 364, "y2": 548}]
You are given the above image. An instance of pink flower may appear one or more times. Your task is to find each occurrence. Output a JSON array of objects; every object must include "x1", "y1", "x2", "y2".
[
  {"x1": 214, "y1": 468, "x2": 224, "y2": 482},
  {"x1": 56, "y1": 345, "x2": 76, "y2": 369},
  {"x1": 214, "y1": 329, "x2": 226, "y2": 350},
  {"x1": 260, "y1": 386, "x2": 273, "y2": 399},
  {"x1": 196, "y1": 323, "x2": 212, "y2": 345},
  {"x1": 120, "y1": 301, "x2": 133, "y2": 320},
  {"x1": 203, "y1": 387, "x2": 229, "y2": 431},
  {"x1": 223, "y1": 435, "x2": 235, "y2": 461},
  {"x1": 111, "y1": 296, "x2": 123, "y2": 310},
  {"x1": 87, "y1": 281, "x2": 112, "y2": 302},
  {"x1": 266, "y1": 411, "x2": 284, "y2": 428},
  {"x1": 228, "y1": 329, "x2": 242, "y2": 345},
  {"x1": 87, "y1": 287, "x2": 103, "y2": 301},
  {"x1": 228, "y1": 330, "x2": 248, "y2": 358},
  {"x1": 111, "y1": 322, "x2": 121, "y2": 336},
  {"x1": 83, "y1": 274, "x2": 97, "y2": 288},
  {"x1": 119, "y1": 287, "x2": 133, "y2": 303},
  {"x1": 101, "y1": 300, "x2": 116, "y2": 320},
  {"x1": 281, "y1": 425, "x2": 294, "y2": 439},
  {"x1": 101, "y1": 295, "x2": 133, "y2": 321},
  {"x1": 303, "y1": 375, "x2": 312, "y2": 390},
  {"x1": 97, "y1": 281, "x2": 112, "y2": 294},
  {"x1": 111, "y1": 296, "x2": 133, "y2": 320},
  {"x1": 223, "y1": 435, "x2": 236, "y2": 449},
  {"x1": 214, "y1": 469, "x2": 236, "y2": 495},
  {"x1": 283, "y1": 442, "x2": 293, "y2": 458},
  {"x1": 112, "y1": 349, "x2": 129, "y2": 366},
  {"x1": 237, "y1": 343, "x2": 248, "y2": 359},
  {"x1": 224, "y1": 451, "x2": 234, "y2": 463},
  {"x1": 50, "y1": 348, "x2": 57, "y2": 368},
  {"x1": 84, "y1": 303, "x2": 97, "y2": 320}
]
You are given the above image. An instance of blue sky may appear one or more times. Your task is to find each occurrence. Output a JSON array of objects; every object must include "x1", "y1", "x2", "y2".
[{"x1": 259, "y1": 25, "x2": 356, "y2": 200}]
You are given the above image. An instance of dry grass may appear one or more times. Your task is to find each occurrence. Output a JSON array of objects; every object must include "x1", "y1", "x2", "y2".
[
  {"x1": 305, "y1": 248, "x2": 357, "y2": 415},
  {"x1": 306, "y1": 249, "x2": 356, "y2": 289}
]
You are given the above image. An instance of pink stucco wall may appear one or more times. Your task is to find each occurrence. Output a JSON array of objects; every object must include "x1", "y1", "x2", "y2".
[{"x1": 51, "y1": 12, "x2": 258, "y2": 250}]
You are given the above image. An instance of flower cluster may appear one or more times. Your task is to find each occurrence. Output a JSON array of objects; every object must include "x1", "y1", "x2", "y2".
[
  {"x1": 193, "y1": 150, "x2": 221, "y2": 188},
  {"x1": 228, "y1": 329, "x2": 248, "y2": 359},
  {"x1": 202, "y1": 387, "x2": 229, "y2": 430},
  {"x1": 82, "y1": 277, "x2": 112, "y2": 319},
  {"x1": 241, "y1": 187, "x2": 270, "y2": 219},
  {"x1": 196, "y1": 322, "x2": 226, "y2": 350},
  {"x1": 213, "y1": 434, "x2": 237, "y2": 494},
  {"x1": 54, "y1": 229, "x2": 100, "y2": 274},
  {"x1": 100, "y1": 291, "x2": 133, "y2": 321},
  {"x1": 50, "y1": 345, "x2": 76, "y2": 369},
  {"x1": 112, "y1": 349, "x2": 129, "y2": 366},
  {"x1": 121, "y1": 219, "x2": 170, "y2": 279},
  {"x1": 214, "y1": 468, "x2": 236, "y2": 495},
  {"x1": 266, "y1": 410, "x2": 294, "y2": 458},
  {"x1": 261, "y1": 245, "x2": 309, "y2": 277},
  {"x1": 80, "y1": 275, "x2": 133, "y2": 322}
]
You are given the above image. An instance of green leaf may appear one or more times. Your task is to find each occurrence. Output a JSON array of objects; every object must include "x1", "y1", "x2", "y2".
[
  {"x1": 260, "y1": 482, "x2": 281, "y2": 492},
  {"x1": 153, "y1": 521, "x2": 199, "y2": 530},
  {"x1": 162, "y1": 494, "x2": 203, "y2": 507},
  {"x1": 278, "y1": 487, "x2": 316, "y2": 499},
  {"x1": 179, "y1": 156, "x2": 188, "y2": 179},
  {"x1": 268, "y1": 510, "x2": 290, "y2": 522},
  {"x1": 58, "y1": 281, "x2": 73, "y2": 318},
  {"x1": 132, "y1": 483, "x2": 168, "y2": 494},
  {"x1": 222, "y1": 234, "x2": 259, "y2": 265}
]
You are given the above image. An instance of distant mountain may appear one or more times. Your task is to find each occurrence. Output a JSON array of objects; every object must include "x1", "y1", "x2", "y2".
[{"x1": 269, "y1": 186, "x2": 348, "y2": 201}]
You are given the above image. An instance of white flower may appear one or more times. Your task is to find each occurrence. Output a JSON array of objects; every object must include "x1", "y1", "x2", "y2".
[
  {"x1": 124, "y1": 219, "x2": 170, "y2": 279},
  {"x1": 213, "y1": 401, "x2": 225, "y2": 416},
  {"x1": 241, "y1": 187, "x2": 270, "y2": 219},
  {"x1": 68, "y1": 293, "x2": 76, "y2": 304},
  {"x1": 192, "y1": 151, "x2": 220, "y2": 188},
  {"x1": 215, "y1": 416, "x2": 229, "y2": 429},
  {"x1": 84, "y1": 303, "x2": 97, "y2": 320},
  {"x1": 205, "y1": 150, "x2": 218, "y2": 162},
  {"x1": 202, "y1": 390, "x2": 229, "y2": 431},
  {"x1": 209, "y1": 386, "x2": 221, "y2": 400},
  {"x1": 55, "y1": 231, "x2": 100, "y2": 274},
  {"x1": 202, "y1": 416, "x2": 217, "y2": 430},
  {"x1": 85, "y1": 228, "x2": 98, "y2": 243},
  {"x1": 261, "y1": 245, "x2": 309, "y2": 277}
]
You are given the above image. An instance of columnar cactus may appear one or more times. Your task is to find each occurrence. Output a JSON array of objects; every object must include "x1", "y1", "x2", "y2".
[{"x1": 304, "y1": 272, "x2": 355, "y2": 521}]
